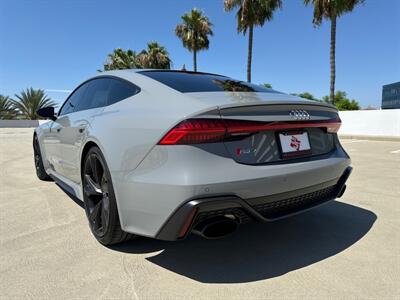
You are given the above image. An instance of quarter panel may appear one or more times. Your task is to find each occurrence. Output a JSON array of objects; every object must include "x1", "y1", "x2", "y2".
[{"x1": 91, "y1": 88, "x2": 217, "y2": 175}]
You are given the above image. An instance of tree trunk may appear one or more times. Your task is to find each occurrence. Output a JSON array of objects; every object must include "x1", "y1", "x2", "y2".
[
  {"x1": 193, "y1": 49, "x2": 197, "y2": 72},
  {"x1": 330, "y1": 15, "x2": 336, "y2": 105},
  {"x1": 247, "y1": 24, "x2": 253, "y2": 83}
]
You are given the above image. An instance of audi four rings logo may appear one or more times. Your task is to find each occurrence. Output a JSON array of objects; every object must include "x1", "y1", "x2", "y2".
[{"x1": 289, "y1": 110, "x2": 310, "y2": 120}]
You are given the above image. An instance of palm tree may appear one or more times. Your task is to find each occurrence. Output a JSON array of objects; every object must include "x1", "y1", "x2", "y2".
[
  {"x1": 175, "y1": 8, "x2": 213, "y2": 72},
  {"x1": 103, "y1": 48, "x2": 139, "y2": 71},
  {"x1": 11, "y1": 88, "x2": 56, "y2": 120},
  {"x1": 224, "y1": 0, "x2": 282, "y2": 83},
  {"x1": 304, "y1": 0, "x2": 364, "y2": 104},
  {"x1": 136, "y1": 42, "x2": 172, "y2": 69},
  {"x1": 0, "y1": 95, "x2": 15, "y2": 119}
]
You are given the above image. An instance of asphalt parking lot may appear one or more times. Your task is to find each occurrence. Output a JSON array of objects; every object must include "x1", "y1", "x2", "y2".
[{"x1": 1, "y1": 128, "x2": 399, "y2": 299}]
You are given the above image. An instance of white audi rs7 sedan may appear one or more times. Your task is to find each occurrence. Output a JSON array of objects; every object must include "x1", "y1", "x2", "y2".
[{"x1": 34, "y1": 70, "x2": 352, "y2": 245}]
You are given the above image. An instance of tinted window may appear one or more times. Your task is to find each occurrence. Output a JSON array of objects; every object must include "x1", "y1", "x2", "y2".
[
  {"x1": 75, "y1": 78, "x2": 110, "y2": 112},
  {"x1": 59, "y1": 83, "x2": 88, "y2": 116},
  {"x1": 108, "y1": 78, "x2": 139, "y2": 105},
  {"x1": 139, "y1": 71, "x2": 280, "y2": 93}
]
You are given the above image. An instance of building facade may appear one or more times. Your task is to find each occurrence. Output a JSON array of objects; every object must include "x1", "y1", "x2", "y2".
[{"x1": 382, "y1": 82, "x2": 400, "y2": 109}]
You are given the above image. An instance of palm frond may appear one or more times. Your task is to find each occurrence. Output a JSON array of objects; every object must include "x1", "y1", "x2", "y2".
[
  {"x1": 224, "y1": 0, "x2": 282, "y2": 33},
  {"x1": 136, "y1": 42, "x2": 172, "y2": 69},
  {"x1": 304, "y1": 0, "x2": 364, "y2": 25},
  {"x1": 103, "y1": 48, "x2": 138, "y2": 70},
  {"x1": 11, "y1": 88, "x2": 56, "y2": 120},
  {"x1": 175, "y1": 8, "x2": 213, "y2": 52},
  {"x1": 0, "y1": 95, "x2": 16, "y2": 119}
]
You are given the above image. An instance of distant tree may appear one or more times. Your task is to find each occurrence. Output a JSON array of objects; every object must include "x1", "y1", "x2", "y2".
[
  {"x1": 11, "y1": 88, "x2": 56, "y2": 120},
  {"x1": 224, "y1": 0, "x2": 282, "y2": 82},
  {"x1": 103, "y1": 48, "x2": 139, "y2": 71},
  {"x1": 262, "y1": 83, "x2": 273, "y2": 88},
  {"x1": 304, "y1": 0, "x2": 365, "y2": 104},
  {"x1": 136, "y1": 42, "x2": 172, "y2": 69},
  {"x1": 175, "y1": 8, "x2": 213, "y2": 72},
  {"x1": 0, "y1": 95, "x2": 16, "y2": 119},
  {"x1": 322, "y1": 90, "x2": 360, "y2": 110}
]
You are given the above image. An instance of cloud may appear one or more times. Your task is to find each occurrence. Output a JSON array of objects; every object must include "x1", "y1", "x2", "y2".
[{"x1": 44, "y1": 89, "x2": 72, "y2": 93}]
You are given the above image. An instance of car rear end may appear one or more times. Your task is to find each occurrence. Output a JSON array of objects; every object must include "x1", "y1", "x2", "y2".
[{"x1": 114, "y1": 71, "x2": 351, "y2": 240}]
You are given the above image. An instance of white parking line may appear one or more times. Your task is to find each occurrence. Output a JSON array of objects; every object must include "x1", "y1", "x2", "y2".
[{"x1": 390, "y1": 149, "x2": 400, "y2": 154}]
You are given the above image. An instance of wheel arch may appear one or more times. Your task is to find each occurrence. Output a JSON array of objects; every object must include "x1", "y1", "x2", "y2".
[
  {"x1": 33, "y1": 129, "x2": 40, "y2": 144},
  {"x1": 79, "y1": 138, "x2": 116, "y2": 198},
  {"x1": 33, "y1": 131, "x2": 37, "y2": 145},
  {"x1": 80, "y1": 140, "x2": 100, "y2": 177},
  {"x1": 80, "y1": 139, "x2": 126, "y2": 234},
  {"x1": 33, "y1": 129, "x2": 48, "y2": 169}
]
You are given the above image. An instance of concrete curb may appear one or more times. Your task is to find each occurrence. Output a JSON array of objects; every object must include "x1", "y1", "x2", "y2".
[{"x1": 339, "y1": 134, "x2": 400, "y2": 142}]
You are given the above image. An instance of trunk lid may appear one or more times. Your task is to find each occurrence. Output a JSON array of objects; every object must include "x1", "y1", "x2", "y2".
[
  {"x1": 189, "y1": 92, "x2": 339, "y2": 165},
  {"x1": 187, "y1": 91, "x2": 330, "y2": 110}
]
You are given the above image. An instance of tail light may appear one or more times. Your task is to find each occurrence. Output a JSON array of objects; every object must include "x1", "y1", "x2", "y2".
[
  {"x1": 158, "y1": 119, "x2": 226, "y2": 145},
  {"x1": 158, "y1": 117, "x2": 341, "y2": 145}
]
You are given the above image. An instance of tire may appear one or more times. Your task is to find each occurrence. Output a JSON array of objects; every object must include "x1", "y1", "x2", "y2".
[
  {"x1": 33, "y1": 135, "x2": 53, "y2": 181},
  {"x1": 82, "y1": 146, "x2": 134, "y2": 245}
]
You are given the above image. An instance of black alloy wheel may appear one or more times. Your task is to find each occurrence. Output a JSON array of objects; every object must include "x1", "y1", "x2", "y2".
[{"x1": 82, "y1": 147, "x2": 133, "y2": 245}]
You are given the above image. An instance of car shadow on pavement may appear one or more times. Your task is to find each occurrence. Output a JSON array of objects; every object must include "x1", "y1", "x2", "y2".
[{"x1": 110, "y1": 201, "x2": 376, "y2": 283}]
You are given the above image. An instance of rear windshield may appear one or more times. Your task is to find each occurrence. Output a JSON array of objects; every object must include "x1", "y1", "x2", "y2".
[{"x1": 138, "y1": 71, "x2": 279, "y2": 93}]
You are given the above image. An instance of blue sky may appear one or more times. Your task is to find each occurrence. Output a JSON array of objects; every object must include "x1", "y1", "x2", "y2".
[{"x1": 0, "y1": 0, "x2": 399, "y2": 108}]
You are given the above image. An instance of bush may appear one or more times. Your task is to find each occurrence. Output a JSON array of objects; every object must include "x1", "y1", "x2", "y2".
[
  {"x1": 291, "y1": 90, "x2": 360, "y2": 110},
  {"x1": 322, "y1": 91, "x2": 360, "y2": 110}
]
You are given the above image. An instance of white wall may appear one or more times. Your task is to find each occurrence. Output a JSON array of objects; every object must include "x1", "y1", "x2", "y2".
[
  {"x1": 2, "y1": 111, "x2": 399, "y2": 138},
  {"x1": 339, "y1": 109, "x2": 400, "y2": 137},
  {"x1": 0, "y1": 120, "x2": 50, "y2": 128},
  {"x1": 0, "y1": 120, "x2": 39, "y2": 128}
]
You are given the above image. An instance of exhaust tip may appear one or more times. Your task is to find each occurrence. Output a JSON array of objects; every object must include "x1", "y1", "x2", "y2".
[{"x1": 193, "y1": 215, "x2": 239, "y2": 239}]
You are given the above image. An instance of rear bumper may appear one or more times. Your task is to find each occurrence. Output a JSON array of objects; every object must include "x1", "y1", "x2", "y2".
[
  {"x1": 112, "y1": 143, "x2": 351, "y2": 238},
  {"x1": 156, "y1": 166, "x2": 352, "y2": 241}
]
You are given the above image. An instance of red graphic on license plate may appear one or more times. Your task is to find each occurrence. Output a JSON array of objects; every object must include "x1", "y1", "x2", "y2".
[{"x1": 290, "y1": 136, "x2": 301, "y2": 151}]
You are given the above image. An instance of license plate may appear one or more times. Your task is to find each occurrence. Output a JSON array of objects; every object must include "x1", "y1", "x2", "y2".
[{"x1": 279, "y1": 131, "x2": 312, "y2": 158}]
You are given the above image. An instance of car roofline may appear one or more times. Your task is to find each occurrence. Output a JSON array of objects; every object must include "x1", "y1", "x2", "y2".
[{"x1": 134, "y1": 69, "x2": 228, "y2": 78}]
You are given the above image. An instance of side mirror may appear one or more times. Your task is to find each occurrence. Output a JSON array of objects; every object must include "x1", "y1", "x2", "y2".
[{"x1": 37, "y1": 107, "x2": 57, "y2": 121}]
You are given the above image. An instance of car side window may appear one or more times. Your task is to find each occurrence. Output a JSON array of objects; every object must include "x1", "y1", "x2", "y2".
[
  {"x1": 58, "y1": 83, "x2": 88, "y2": 116},
  {"x1": 74, "y1": 78, "x2": 111, "y2": 112},
  {"x1": 108, "y1": 78, "x2": 140, "y2": 106}
]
